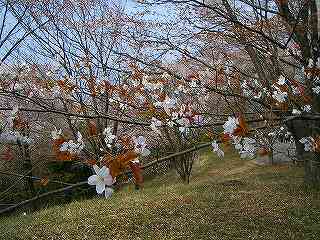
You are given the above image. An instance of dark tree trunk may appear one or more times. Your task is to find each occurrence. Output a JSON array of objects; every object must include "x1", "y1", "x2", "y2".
[
  {"x1": 287, "y1": 119, "x2": 320, "y2": 186},
  {"x1": 304, "y1": 152, "x2": 320, "y2": 186},
  {"x1": 18, "y1": 143, "x2": 35, "y2": 197},
  {"x1": 174, "y1": 153, "x2": 195, "y2": 184}
]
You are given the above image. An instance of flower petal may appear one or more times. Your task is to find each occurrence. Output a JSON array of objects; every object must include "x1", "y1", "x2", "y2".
[
  {"x1": 136, "y1": 136, "x2": 145, "y2": 145},
  {"x1": 59, "y1": 143, "x2": 68, "y2": 152},
  {"x1": 99, "y1": 166, "x2": 109, "y2": 177},
  {"x1": 141, "y1": 148, "x2": 150, "y2": 157},
  {"x1": 93, "y1": 165, "x2": 100, "y2": 175},
  {"x1": 88, "y1": 175, "x2": 98, "y2": 185},
  {"x1": 104, "y1": 174, "x2": 114, "y2": 186},
  {"x1": 96, "y1": 182, "x2": 105, "y2": 194},
  {"x1": 105, "y1": 187, "x2": 114, "y2": 198},
  {"x1": 217, "y1": 149, "x2": 225, "y2": 158}
]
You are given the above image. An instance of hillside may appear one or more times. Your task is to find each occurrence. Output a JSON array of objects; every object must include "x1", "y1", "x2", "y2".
[{"x1": 1, "y1": 150, "x2": 320, "y2": 240}]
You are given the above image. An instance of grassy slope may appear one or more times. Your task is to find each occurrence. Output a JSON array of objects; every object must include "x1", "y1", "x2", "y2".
[{"x1": 1, "y1": 149, "x2": 320, "y2": 240}]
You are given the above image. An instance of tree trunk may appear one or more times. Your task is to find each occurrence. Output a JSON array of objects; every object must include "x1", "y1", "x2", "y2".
[
  {"x1": 303, "y1": 151, "x2": 320, "y2": 186},
  {"x1": 18, "y1": 143, "x2": 36, "y2": 197},
  {"x1": 23, "y1": 145, "x2": 35, "y2": 197},
  {"x1": 287, "y1": 119, "x2": 320, "y2": 186}
]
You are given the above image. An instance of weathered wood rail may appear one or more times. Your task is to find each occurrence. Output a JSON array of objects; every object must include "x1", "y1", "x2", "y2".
[{"x1": 0, "y1": 141, "x2": 212, "y2": 215}]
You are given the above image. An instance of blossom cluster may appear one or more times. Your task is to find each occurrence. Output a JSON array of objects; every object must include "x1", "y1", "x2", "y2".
[{"x1": 0, "y1": 106, "x2": 32, "y2": 145}]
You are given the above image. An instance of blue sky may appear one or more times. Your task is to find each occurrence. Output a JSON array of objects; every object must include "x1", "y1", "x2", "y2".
[{"x1": 125, "y1": 0, "x2": 178, "y2": 23}]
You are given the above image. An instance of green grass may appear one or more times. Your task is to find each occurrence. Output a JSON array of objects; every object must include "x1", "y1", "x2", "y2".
[{"x1": 1, "y1": 149, "x2": 320, "y2": 240}]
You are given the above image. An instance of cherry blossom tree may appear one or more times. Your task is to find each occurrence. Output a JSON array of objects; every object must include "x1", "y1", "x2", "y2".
[
  {"x1": 1, "y1": 0, "x2": 320, "y2": 215},
  {"x1": 128, "y1": 0, "x2": 320, "y2": 184}
]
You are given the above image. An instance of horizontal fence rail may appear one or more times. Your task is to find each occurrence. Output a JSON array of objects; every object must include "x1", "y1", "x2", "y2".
[
  {"x1": 0, "y1": 124, "x2": 275, "y2": 215},
  {"x1": 0, "y1": 141, "x2": 213, "y2": 215}
]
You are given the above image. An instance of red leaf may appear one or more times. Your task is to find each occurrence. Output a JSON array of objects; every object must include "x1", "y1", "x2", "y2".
[
  {"x1": 258, "y1": 148, "x2": 269, "y2": 156},
  {"x1": 40, "y1": 177, "x2": 50, "y2": 186},
  {"x1": 1, "y1": 147, "x2": 14, "y2": 161},
  {"x1": 233, "y1": 114, "x2": 249, "y2": 136},
  {"x1": 129, "y1": 162, "x2": 143, "y2": 187},
  {"x1": 52, "y1": 138, "x2": 74, "y2": 161},
  {"x1": 88, "y1": 121, "x2": 97, "y2": 136},
  {"x1": 315, "y1": 136, "x2": 320, "y2": 153},
  {"x1": 86, "y1": 159, "x2": 97, "y2": 166},
  {"x1": 103, "y1": 151, "x2": 138, "y2": 178},
  {"x1": 221, "y1": 133, "x2": 231, "y2": 143}
]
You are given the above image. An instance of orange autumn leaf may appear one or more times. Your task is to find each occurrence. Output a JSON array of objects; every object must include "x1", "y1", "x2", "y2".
[
  {"x1": 258, "y1": 148, "x2": 269, "y2": 156},
  {"x1": 103, "y1": 80, "x2": 112, "y2": 91},
  {"x1": 89, "y1": 87, "x2": 97, "y2": 97},
  {"x1": 101, "y1": 152, "x2": 119, "y2": 177},
  {"x1": 57, "y1": 151, "x2": 74, "y2": 161},
  {"x1": 129, "y1": 162, "x2": 143, "y2": 187},
  {"x1": 40, "y1": 176, "x2": 49, "y2": 186},
  {"x1": 187, "y1": 72, "x2": 199, "y2": 81},
  {"x1": 233, "y1": 114, "x2": 249, "y2": 136},
  {"x1": 120, "y1": 136, "x2": 134, "y2": 150},
  {"x1": 159, "y1": 93, "x2": 166, "y2": 101},
  {"x1": 206, "y1": 131, "x2": 214, "y2": 140},
  {"x1": 13, "y1": 115, "x2": 27, "y2": 130},
  {"x1": 107, "y1": 160, "x2": 124, "y2": 178},
  {"x1": 1, "y1": 147, "x2": 14, "y2": 161},
  {"x1": 67, "y1": 84, "x2": 76, "y2": 92},
  {"x1": 315, "y1": 136, "x2": 320, "y2": 153},
  {"x1": 305, "y1": 67, "x2": 320, "y2": 77},
  {"x1": 52, "y1": 138, "x2": 65, "y2": 153},
  {"x1": 57, "y1": 80, "x2": 65, "y2": 88},
  {"x1": 117, "y1": 151, "x2": 138, "y2": 164},
  {"x1": 52, "y1": 138, "x2": 74, "y2": 161},
  {"x1": 86, "y1": 159, "x2": 97, "y2": 166},
  {"x1": 220, "y1": 133, "x2": 231, "y2": 143},
  {"x1": 103, "y1": 151, "x2": 138, "y2": 178},
  {"x1": 87, "y1": 121, "x2": 97, "y2": 136}
]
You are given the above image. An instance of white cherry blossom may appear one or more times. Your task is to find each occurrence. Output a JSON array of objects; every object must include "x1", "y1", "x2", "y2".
[
  {"x1": 155, "y1": 96, "x2": 176, "y2": 115},
  {"x1": 277, "y1": 75, "x2": 286, "y2": 85},
  {"x1": 193, "y1": 115, "x2": 204, "y2": 125},
  {"x1": 59, "y1": 132, "x2": 84, "y2": 154},
  {"x1": 302, "y1": 105, "x2": 311, "y2": 112},
  {"x1": 223, "y1": 116, "x2": 239, "y2": 135},
  {"x1": 231, "y1": 135, "x2": 242, "y2": 150},
  {"x1": 150, "y1": 117, "x2": 162, "y2": 135},
  {"x1": 51, "y1": 127, "x2": 62, "y2": 140},
  {"x1": 174, "y1": 85, "x2": 189, "y2": 94},
  {"x1": 88, "y1": 165, "x2": 115, "y2": 198},
  {"x1": 312, "y1": 86, "x2": 320, "y2": 94},
  {"x1": 212, "y1": 140, "x2": 224, "y2": 158},
  {"x1": 103, "y1": 127, "x2": 116, "y2": 148},
  {"x1": 299, "y1": 137, "x2": 315, "y2": 152},
  {"x1": 239, "y1": 137, "x2": 256, "y2": 159},
  {"x1": 254, "y1": 92, "x2": 262, "y2": 99},
  {"x1": 292, "y1": 86, "x2": 300, "y2": 95},
  {"x1": 292, "y1": 109, "x2": 302, "y2": 115},
  {"x1": 177, "y1": 117, "x2": 190, "y2": 134},
  {"x1": 133, "y1": 136, "x2": 151, "y2": 156},
  {"x1": 51, "y1": 86, "x2": 61, "y2": 98},
  {"x1": 272, "y1": 88, "x2": 287, "y2": 103},
  {"x1": 167, "y1": 119, "x2": 175, "y2": 127}
]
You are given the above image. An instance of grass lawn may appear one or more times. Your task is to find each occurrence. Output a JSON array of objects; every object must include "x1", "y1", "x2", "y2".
[{"x1": 1, "y1": 149, "x2": 320, "y2": 240}]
